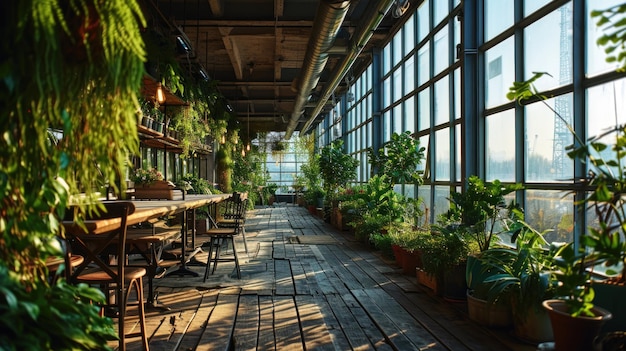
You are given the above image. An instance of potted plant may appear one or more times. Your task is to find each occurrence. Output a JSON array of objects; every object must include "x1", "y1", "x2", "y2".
[
  {"x1": 480, "y1": 219, "x2": 556, "y2": 341},
  {"x1": 130, "y1": 167, "x2": 175, "y2": 200},
  {"x1": 319, "y1": 140, "x2": 359, "y2": 222}
]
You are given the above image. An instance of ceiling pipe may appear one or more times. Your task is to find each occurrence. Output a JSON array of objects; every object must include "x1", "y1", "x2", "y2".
[
  {"x1": 284, "y1": 0, "x2": 350, "y2": 140},
  {"x1": 299, "y1": 0, "x2": 396, "y2": 135}
]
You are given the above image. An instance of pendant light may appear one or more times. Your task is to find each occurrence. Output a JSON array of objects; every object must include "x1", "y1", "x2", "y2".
[{"x1": 246, "y1": 104, "x2": 251, "y2": 151}]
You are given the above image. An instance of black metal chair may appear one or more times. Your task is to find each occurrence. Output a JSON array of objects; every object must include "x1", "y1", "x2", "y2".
[{"x1": 199, "y1": 193, "x2": 245, "y2": 281}]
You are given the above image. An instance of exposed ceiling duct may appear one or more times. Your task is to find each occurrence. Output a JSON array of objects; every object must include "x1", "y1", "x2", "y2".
[
  {"x1": 299, "y1": 0, "x2": 396, "y2": 135},
  {"x1": 284, "y1": 0, "x2": 350, "y2": 140}
]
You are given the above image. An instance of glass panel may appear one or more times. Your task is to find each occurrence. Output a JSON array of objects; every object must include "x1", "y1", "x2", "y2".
[
  {"x1": 434, "y1": 185, "x2": 451, "y2": 220},
  {"x1": 485, "y1": 0, "x2": 513, "y2": 42},
  {"x1": 485, "y1": 37, "x2": 514, "y2": 109},
  {"x1": 586, "y1": 78, "x2": 626, "y2": 176},
  {"x1": 383, "y1": 110, "x2": 392, "y2": 142},
  {"x1": 404, "y1": 55, "x2": 415, "y2": 95},
  {"x1": 434, "y1": 25, "x2": 449, "y2": 75},
  {"x1": 405, "y1": 96, "x2": 416, "y2": 133},
  {"x1": 417, "y1": 0, "x2": 430, "y2": 43},
  {"x1": 454, "y1": 15, "x2": 461, "y2": 62},
  {"x1": 454, "y1": 68, "x2": 461, "y2": 120},
  {"x1": 434, "y1": 77, "x2": 450, "y2": 125},
  {"x1": 486, "y1": 109, "x2": 515, "y2": 181},
  {"x1": 455, "y1": 123, "x2": 461, "y2": 181},
  {"x1": 383, "y1": 43, "x2": 391, "y2": 74},
  {"x1": 394, "y1": 104, "x2": 403, "y2": 135},
  {"x1": 419, "y1": 135, "x2": 429, "y2": 173},
  {"x1": 435, "y1": 128, "x2": 450, "y2": 181},
  {"x1": 433, "y1": 0, "x2": 448, "y2": 26},
  {"x1": 524, "y1": 4, "x2": 573, "y2": 92},
  {"x1": 393, "y1": 30, "x2": 403, "y2": 66},
  {"x1": 586, "y1": 0, "x2": 625, "y2": 76},
  {"x1": 393, "y1": 67, "x2": 403, "y2": 102},
  {"x1": 383, "y1": 77, "x2": 391, "y2": 107},
  {"x1": 404, "y1": 14, "x2": 415, "y2": 56},
  {"x1": 524, "y1": 0, "x2": 551, "y2": 16},
  {"x1": 525, "y1": 94, "x2": 574, "y2": 182},
  {"x1": 418, "y1": 185, "x2": 432, "y2": 222},
  {"x1": 418, "y1": 88, "x2": 431, "y2": 131},
  {"x1": 418, "y1": 42, "x2": 430, "y2": 86},
  {"x1": 526, "y1": 190, "x2": 574, "y2": 243}
]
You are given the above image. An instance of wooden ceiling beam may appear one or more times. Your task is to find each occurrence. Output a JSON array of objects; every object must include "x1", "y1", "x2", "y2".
[{"x1": 207, "y1": 0, "x2": 224, "y2": 17}]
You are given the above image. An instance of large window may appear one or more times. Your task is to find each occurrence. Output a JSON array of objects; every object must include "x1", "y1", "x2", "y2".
[{"x1": 312, "y1": 0, "x2": 626, "y2": 245}]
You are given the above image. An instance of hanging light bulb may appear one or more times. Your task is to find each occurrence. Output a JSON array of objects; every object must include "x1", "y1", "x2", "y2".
[
  {"x1": 246, "y1": 143, "x2": 251, "y2": 151},
  {"x1": 246, "y1": 104, "x2": 251, "y2": 152},
  {"x1": 241, "y1": 149, "x2": 246, "y2": 157},
  {"x1": 220, "y1": 134, "x2": 226, "y2": 144},
  {"x1": 156, "y1": 82, "x2": 166, "y2": 104}
]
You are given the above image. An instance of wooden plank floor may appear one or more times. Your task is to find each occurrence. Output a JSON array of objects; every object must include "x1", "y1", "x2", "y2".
[{"x1": 119, "y1": 204, "x2": 538, "y2": 351}]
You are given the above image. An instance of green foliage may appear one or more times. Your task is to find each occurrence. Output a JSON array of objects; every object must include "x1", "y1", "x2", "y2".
[
  {"x1": 592, "y1": 4, "x2": 626, "y2": 72},
  {"x1": 0, "y1": 266, "x2": 118, "y2": 350},
  {"x1": 551, "y1": 242, "x2": 596, "y2": 317},
  {"x1": 178, "y1": 173, "x2": 213, "y2": 194},
  {"x1": 1, "y1": 2, "x2": 147, "y2": 346},
  {"x1": 481, "y1": 220, "x2": 557, "y2": 318},
  {"x1": 319, "y1": 140, "x2": 359, "y2": 200},
  {"x1": 442, "y1": 176, "x2": 523, "y2": 252},
  {"x1": 371, "y1": 232, "x2": 394, "y2": 259},
  {"x1": 421, "y1": 226, "x2": 477, "y2": 276},
  {"x1": 368, "y1": 131, "x2": 425, "y2": 186}
]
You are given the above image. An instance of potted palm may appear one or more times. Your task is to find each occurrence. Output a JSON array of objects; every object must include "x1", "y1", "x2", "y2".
[
  {"x1": 319, "y1": 140, "x2": 359, "y2": 222},
  {"x1": 480, "y1": 219, "x2": 556, "y2": 342}
]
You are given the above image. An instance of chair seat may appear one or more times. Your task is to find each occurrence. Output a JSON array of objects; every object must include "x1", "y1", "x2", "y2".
[
  {"x1": 202, "y1": 228, "x2": 238, "y2": 236},
  {"x1": 46, "y1": 255, "x2": 84, "y2": 273},
  {"x1": 75, "y1": 266, "x2": 147, "y2": 283}
]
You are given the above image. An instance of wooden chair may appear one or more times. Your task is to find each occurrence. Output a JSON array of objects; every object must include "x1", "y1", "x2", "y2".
[
  {"x1": 215, "y1": 195, "x2": 249, "y2": 254},
  {"x1": 66, "y1": 202, "x2": 149, "y2": 351},
  {"x1": 200, "y1": 194, "x2": 245, "y2": 281}
]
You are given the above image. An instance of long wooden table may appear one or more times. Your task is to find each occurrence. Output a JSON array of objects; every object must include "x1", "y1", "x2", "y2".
[{"x1": 63, "y1": 194, "x2": 232, "y2": 281}]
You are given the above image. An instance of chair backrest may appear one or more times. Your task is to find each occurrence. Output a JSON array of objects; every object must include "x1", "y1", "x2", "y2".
[
  {"x1": 67, "y1": 201, "x2": 135, "y2": 282},
  {"x1": 220, "y1": 193, "x2": 244, "y2": 219}
]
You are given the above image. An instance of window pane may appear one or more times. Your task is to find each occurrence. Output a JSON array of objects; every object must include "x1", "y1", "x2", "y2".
[
  {"x1": 586, "y1": 0, "x2": 625, "y2": 76},
  {"x1": 455, "y1": 124, "x2": 461, "y2": 181},
  {"x1": 454, "y1": 68, "x2": 461, "y2": 120},
  {"x1": 434, "y1": 77, "x2": 450, "y2": 125},
  {"x1": 524, "y1": 4, "x2": 572, "y2": 91},
  {"x1": 383, "y1": 77, "x2": 391, "y2": 107},
  {"x1": 383, "y1": 43, "x2": 391, "y2": 74},
  {"x1": 454, "y1": 16, "x2": 461, "y2": 62},
  {"x1": 393, "y1": 30, "x2": 403, "y2": 66},
  {"x1": 486, "y1": 109, "x2": 515, "y2": 181},
  {"x1": 485, "y1": 37, "x2": 514, "y2": 109},
  {"x1": 434, "y1": 25, "x2": 449, "y2": 75},
  {"x1": 485, "y1": 0, "x2": 513, "y2": 41},
  {"x1": 525, "y1": 94, "x2": 574, "y2": 182},
  {"x1": 433, "y1": 0, "x2": 448, "y2": 26},
  {"x1": 419, "y1": 135, "x2": 429, "y2": 173},
  {"x1": 418, "y1": 88, "x2": 431, "y2": 131},
  {"x1": 417, "y1": 0, "x2": 430, "y2": 43},
  {"x1": 526, "y1": 190, "x2": 574, "y2": 243},
  {"x1": 418, "y1": 42, "x2": 430, "y2": 86},
  {"x1": 383, "y1": 110, "x2": 392, "y2": 141},
  {"x1": 404, "y1": 14, "x2": 415, "y2": 56},
  {"x1": 586, "y1": 78, "x2": 626, "y2": 177},
  {"x1": 394, "y1": 104, "x2": 403, "y2": 135},
  {"x1": 435, "y1": 128, "x2": 450, "y2": 181},
  {"x1": 434, "y1": 185, "x2": 451, "y2": 219},
  {"x1": 404, "y1": 55, "x2": 415, "y2": 95},
  {"x1": 524, "y1": 0, "x2": 551, "y2": 16},
  {"x1": 405, "y1": 96, "x2": 416, "y2": 133},
  {"x1": 393, "y1": 67, "x2": 403, "y2": 102}
]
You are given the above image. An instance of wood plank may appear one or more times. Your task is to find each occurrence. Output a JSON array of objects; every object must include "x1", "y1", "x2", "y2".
[
  {"x1": 340, "y1": 292, "x2": 392, "y2": 351},
  {"x1": 233, "y1": 295, "x2": 260, "y2": 351},
  {"x1": 310, "y1": 246, "x2": 350, "y2": 295},
  {"x1": 313, "y1": 294, "x2": 353, "y2": 350},
  {"x1": 196, "y1": 293, "x2": 239, "y2": 351},
  {"x1": 176, "y1": 292, "x2": 219, "y2": 351},
  {"x1": 146, "y1": 289, "x2": 204, "y2": 351},
  {"x1": 324, "y1": 293, "x2": 375, "y2": 351},
  {"x1": 295, "y1": 295, "x2": 336, "y2": 351},
  {"x1": 274, "y1": 258, "x2": 295, "y2": 295},
  {"x1": 273, "y1": 295, "x2": 304, "y2": 350},
  {"x1": 257, "y1": 296, "x2": 276, "y2": 351},
  {"x1": 291, "y1": 259, "x2": 311, "y2": 295},
  {"x1": 352, "y1": 290, "x2": 420, "y2": 350}
]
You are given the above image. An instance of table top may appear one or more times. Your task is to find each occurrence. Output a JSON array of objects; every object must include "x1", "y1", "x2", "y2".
[{"x1": 64, "y1": 194, "x2": 231, "y2": 235}]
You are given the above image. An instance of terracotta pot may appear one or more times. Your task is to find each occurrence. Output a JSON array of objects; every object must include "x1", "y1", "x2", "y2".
[
  {"x1": 466, "y1": 290, "x2": 513, "y2": 328},
  {"x1": 391, "y1": 244, "x2": 404, "y2": 267},
  {"x1": 542, "y1": 299, "x2": 612, "y2": 351},
  {"x1": 401, "y1": 249, "x2": 423, "y2": 276},
  {"x1": 513, "y1": 304, "x2": 553, "y2": 344}
]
